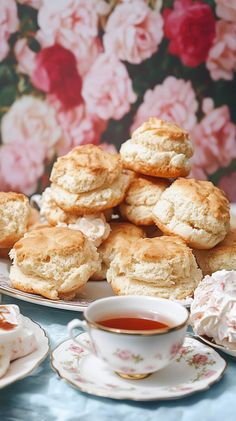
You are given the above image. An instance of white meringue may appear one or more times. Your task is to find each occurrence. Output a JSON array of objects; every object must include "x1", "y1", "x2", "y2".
[{"x1": 191, "y1": 270, "x2": 236, "y2": 349}]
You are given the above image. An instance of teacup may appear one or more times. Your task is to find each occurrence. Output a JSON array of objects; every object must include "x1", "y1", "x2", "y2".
[
  {"x1": 68, "y1": 296, "x2": 189, "y2": 379},
  {"x1": 0, "y1": 304, "x2": 22, "y2": 378}
]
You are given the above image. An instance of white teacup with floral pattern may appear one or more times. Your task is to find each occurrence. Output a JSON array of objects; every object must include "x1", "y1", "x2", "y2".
[{"x1": 68, "y1": 296, "x2": 189, "y2": 379}]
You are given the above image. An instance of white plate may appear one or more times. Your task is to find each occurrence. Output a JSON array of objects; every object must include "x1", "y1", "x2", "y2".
[
  {"x1": 0, "y1": 315, "x2": 49, "y2": 389},
  {"x1": 0, "y1": 260, "x2": 192, "y2": 311},
  {"x1": 51, "y1": 333, "x2": 226, "y2": 401},
  {"x1": 197, "y1": 335, "x2": 236, "y2": 358}
]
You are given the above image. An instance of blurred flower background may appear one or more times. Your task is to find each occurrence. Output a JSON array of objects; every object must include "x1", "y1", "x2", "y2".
[{"x1": 0, "y1": 0, "x2": 235, "y2": 200}]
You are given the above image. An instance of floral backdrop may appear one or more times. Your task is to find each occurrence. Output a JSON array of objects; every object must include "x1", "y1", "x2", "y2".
[{"x1": 0, "y1": 0, "x2": 236, "y2": 200}]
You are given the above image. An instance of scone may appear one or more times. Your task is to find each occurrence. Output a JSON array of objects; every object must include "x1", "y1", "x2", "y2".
[
  {"x1": 91, "y1": 222, "x2": 146, "y2": 281},
  {"x1": 107, "y1": 236, "x2": 202, "y2": 300},
  {"x1": 9, "y1": 227, "x2": 100, "y2": 300},
  {"x1": 153, "y1": 178, "x2": 230, "y2": 249},
  {"x1": 50, "y1": 145, "x2": 133, "y2": 213},
  {"x1": 120, "y1": 118, "x2": 193, "y2": 178},
  {"x1": 0, "y1": 192, "x2": 30, "y2": 248},
  {"x1": 40, "y1": 188, "x2": 110, "y2": 247},
  {"x1": 120, "y1": 175, "x2": 169, "y2": 225},
  {"x1": 194, "y1": 228, "x2": 236, "y2": 275}
]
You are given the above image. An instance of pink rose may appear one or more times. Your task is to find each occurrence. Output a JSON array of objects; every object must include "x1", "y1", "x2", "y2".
[
  {"x1": 104, "y1": 0, "x2": 163, "y2": 64},
  {"x1": 191, "y1": 354, "x2": 208, "y2": 365},
  {"x1": 82, "y1": 54, "x2": 137, "y2": 120},
  {"x1": 37, "y1": 0, "x2": 106, "y2": 75},
  {"x1": 0, "y1": 141, "x2": 44, "y2": 195},
  {"x1": 131, "y1": 76, "x2": 197, "y2": 132},
  {"x1": 215, "y1": 0, "x2": 236, "y2": 22},
  {"x1": 77, "y1": 37, "x2": 103, "y2": 77},
  {"x1": 14, "y1": 39, "x2": 36, "y2": 77},
  {"x1": 1, "y1": 96, "x2": 62, "y2": 159},
  {"x1": 0, "y1": 0, "x2": 19, "y2": 62},
  {"x1": 218, "y1": 172, "x2": 236, "y2": 202},
  {"x1": 17, "y1": 0, "x2": 42, "y2": 8},
  {"x1": 206, "y1": 20, "x2": 236, "y2": 81},
  {"x1": 191, "y1": 98, "x2": 236, "y2": 176},
  {"x1": 48, "y1": 96, "x2": 107, "y2": 156}
]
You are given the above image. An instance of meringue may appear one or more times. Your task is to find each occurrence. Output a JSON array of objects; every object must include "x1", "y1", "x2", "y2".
[{"x1": 191, "y1": 270, "x2": 236, "y2": 349}]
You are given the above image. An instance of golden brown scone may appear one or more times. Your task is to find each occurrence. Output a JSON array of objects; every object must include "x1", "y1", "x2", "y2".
[
  {"x1": 91, "y1": 222, "x2": 146, "y2": 281},
  {"x1": 50, "y1": 145, "x2": 133, "y2": 213},
  {"x1": 107, "y1": 236, "x2": 202, "y2": 300},
  {"x1": 27, "y1": 207, "x2": 40, "y2": 229},
  {"x1": 120, "y1": 175, "x2": 169, "y2": 225},
  {"x1": 50, "y1": 144, "x2": 122, "y2": 194},
  {"x1": 0, "y1": 192, "x2": 30, "y2": 248},
  {"x1": 50, "y1": 169, "x2": 132, "y2": 214},
  {"x1": 194, "y1": 228, "x2": 236, "y2": 275},
  {"x1": 9, "y1": 227, "x2": 100, "y2": 300},
  {"x1": 153, "y1": 178, "x2": 230, "y2": 249},
  {"x1": 120, "y1": 118, "x2": 193, "y2": 178}
]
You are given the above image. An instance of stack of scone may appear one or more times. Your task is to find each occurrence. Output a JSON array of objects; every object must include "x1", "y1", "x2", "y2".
[
  {"x1": 0, "y1": 192, "x2": 40, "y2": 259},
  {"x1": 5, "y1": 117, "x2": 233, "y2": 302}
]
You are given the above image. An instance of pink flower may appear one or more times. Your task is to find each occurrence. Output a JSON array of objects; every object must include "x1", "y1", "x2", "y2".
[
  {"x1": 170, "y1": 341, "x2": 182, "y2": 358},
  {"x1": 115, "y1": 350, "x2": 133, "y2": 360},
  {"x1": 1, "y1": 96, "x2": 62, "y2": 159},
  {"x1": 131, "y1": 76, "x2": 197, "y2": 132},
  {"x1": 14, "y1": 39, "x2": 36, "y2": 77},
  {"x1": 82, "y1": 54, "x2": 137, "y2": 120},
  {"x1": 0, "y1": 0, "x2": 19, "y2": 62},
  {"x1": 218, "y1": 172, "x2": 236, "y2": 202},
  {"x1": 37, "y1": 0, "x2": 107, "y2": 75},
  {"x1": 206, "y1": 20, "x2": 236, "y2": 81},
  {"x1": 215, "y1": 0, "x2": 236, "y2": 22},
  {"x1": 0, "y1": 141, "x2": 44, "y2": 195},
  {"x1": 17, "y1": 0, "x2": 42, "y2": 8},
  {"x1": 48, "y1": 96, "x2": 107, "y2": 156},
  {"x1": 191, "y1": 98, "x2": 236, "y2": 176},
  {"x1": 104, "y1": 0, "x2": 163, "y2": 64},
  {"x1": 192, "y1": 354, "x2": 208, "y2": 365}
]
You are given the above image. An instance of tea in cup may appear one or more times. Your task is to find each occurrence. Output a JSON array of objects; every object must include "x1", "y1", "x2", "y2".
[{"x1": 68, "y1": 296, "x2": 189, "y2": 379}]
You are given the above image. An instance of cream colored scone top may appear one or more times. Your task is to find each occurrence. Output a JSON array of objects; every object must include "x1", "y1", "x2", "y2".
[
  {"x1": 40, "y1": 188, "x2": 111, "y2": 247},
  {"x1": 194, "y1": 228, "x2": 236, "y2": 275},
  {"x1": 107, "y1": 236, "x2": 202, "y2": 300},
  {"x1": 0, "y1": 192, "x2": 30, "y2": 248},
  {"x1": 9, "y1": 227, "x2": 100, "y2": 300},
  {"x1": 153, "y1": 178, "x2": 230, "y2": 249},
  {"x1": 91, "y1": 222, "x2": 146, "y2": 281},
  {"x1": 120, "y1": 175, "x2": 169, "y2": 225},
  {"x1": 50, "y1": 169, "x2": 132, "y2": 214},
  {"x1": 50, "y1": 144, "x2": 122, "y2": 194},
  {"x1": 191, "y1": 270, "x2": 236, "y2": 350},
  {"x1": 120, "y1": 118, "x2": 193, "y2": 178}
]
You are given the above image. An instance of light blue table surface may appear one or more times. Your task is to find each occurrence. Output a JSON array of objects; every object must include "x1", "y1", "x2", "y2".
[{"x1": 0, "y1": 294, "x2": 236, "y2": 421}]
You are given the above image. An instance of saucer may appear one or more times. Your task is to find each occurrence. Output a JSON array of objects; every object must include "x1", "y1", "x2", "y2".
[
  {"x1": 197, "y1": 335, "x2": 236, "y2": 358},
  {"x1": 51, "y1": 333, "x2": 226, "y2": 401},
  {"x1": 0, "y1": 316, "x2": 49, "y2": 389}
]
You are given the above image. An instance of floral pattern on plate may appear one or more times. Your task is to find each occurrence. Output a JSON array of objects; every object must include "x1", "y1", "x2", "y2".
[{"x1": 51, "y1": 333, "x2": 226, "y2": 401}]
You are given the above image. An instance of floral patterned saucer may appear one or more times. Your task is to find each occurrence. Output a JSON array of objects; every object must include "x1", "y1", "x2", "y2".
[
  {"x1": 0, "y1": 316, "x2": 49, "y2": 389},
  {"x1": 51, "y1": 333, "x2": 226, "y2": 401}
]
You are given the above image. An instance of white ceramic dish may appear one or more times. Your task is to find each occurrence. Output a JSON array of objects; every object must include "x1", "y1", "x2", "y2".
[
  {"x1": 197, "y1": 335, "x2": 236, "y2": 358},
  {"x1": 0, "y1": 259, "x2": 192, "y2": 311},
  {"x1": 0, "y1": 315, "x2": 49, "y2": 389},
  {"x1": 51, "y1": 333, "x2": 226, "y2": 401}
]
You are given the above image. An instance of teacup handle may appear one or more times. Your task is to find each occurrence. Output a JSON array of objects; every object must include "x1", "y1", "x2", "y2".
[{"x1": 68, "y1": 319, "x2": 93, "y2": 353}]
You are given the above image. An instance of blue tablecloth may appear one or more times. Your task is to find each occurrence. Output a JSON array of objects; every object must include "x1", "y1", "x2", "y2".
[{"x1": 0, "y1": 295, "x2": 236, "y2": 421}]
